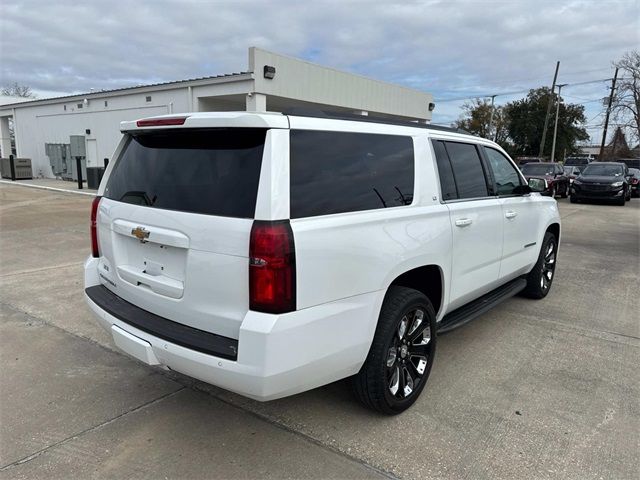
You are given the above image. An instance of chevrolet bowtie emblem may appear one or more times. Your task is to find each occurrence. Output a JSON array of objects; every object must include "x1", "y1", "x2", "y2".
[{"x1": 131, "y1": 226, "x2": 150, "y2": 242}]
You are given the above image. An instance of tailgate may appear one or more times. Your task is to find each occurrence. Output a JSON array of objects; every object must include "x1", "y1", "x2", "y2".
[{"x1": 95, "y1": 128, "x2": 266, "y2": 340}]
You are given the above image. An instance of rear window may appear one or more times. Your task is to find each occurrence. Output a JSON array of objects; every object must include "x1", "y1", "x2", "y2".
[
  {"x1": 105, "y1": 129, "x2": 265, "y2": 218},
  {"x1": 289, "y1": 130, "x2": 414, "y2": 218}
]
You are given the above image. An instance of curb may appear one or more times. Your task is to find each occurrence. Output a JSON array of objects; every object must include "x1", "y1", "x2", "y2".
[{"x1": 0, "y1": 179, "x2": 97, "y2": 197}]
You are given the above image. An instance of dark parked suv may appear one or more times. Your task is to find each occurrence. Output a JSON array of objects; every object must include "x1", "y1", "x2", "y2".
[{"x1": 570, "y1": 162, "x2": 631, "y2": 205}]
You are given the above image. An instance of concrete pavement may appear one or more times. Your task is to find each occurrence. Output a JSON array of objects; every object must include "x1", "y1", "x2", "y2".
[{"x1": 1, "y1": 183, "x2": 638, "y2": 479}]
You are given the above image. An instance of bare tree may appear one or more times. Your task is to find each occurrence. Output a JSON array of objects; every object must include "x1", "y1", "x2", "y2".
[
  {"x1": 611, "y1": 51, "x2": 640, "y2": 145},
  {"x1": 1, "y1": 82, "x2": 35, "y2": 98}
]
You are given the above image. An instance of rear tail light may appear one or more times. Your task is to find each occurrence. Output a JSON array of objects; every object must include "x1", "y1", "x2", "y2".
[
  {"x1": 249, "y1": 220, "x2": 296, "y2": 314},
  {"x1": 91, "y1": 196, "x2": 102, "y2": 257}
]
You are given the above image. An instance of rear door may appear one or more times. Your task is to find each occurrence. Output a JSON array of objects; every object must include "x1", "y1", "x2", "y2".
[
  {"x1": 432, "y1": 140, "x2": 503, "y2": 311},
  {"x1": 96, "y1": 128, "x2": 267, "y2": 340}
]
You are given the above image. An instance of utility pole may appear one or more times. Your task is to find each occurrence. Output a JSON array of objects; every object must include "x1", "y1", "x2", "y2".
[
  {"x1": 599, "y1": 68, "x2": 619, "y2": 160},
  {"x1": 539, "y1": 61, "x2": 560, "y2": 160},
  {"x1": 550, "y1": 84, "x2": 567, "y2": 163},
  {"x1": 487, "y1": 95, "x2": 497, "y2": 141}
]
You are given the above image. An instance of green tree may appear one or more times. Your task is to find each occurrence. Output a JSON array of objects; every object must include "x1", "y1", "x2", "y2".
[
  {"x1": 454, "y1": 99, "x2": 510, "y2": 149},
  {"x1": 504, "y1": 87, "x2": 588, "y2": 158}
]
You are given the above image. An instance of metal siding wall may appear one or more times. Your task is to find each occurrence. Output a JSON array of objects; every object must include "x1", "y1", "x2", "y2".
[
  {"x1": 250, "y1": 48, "x2": 433, "y2": 120},
  {"x1": 12, "y1": 89, "x2": 190, "y2": 178}
]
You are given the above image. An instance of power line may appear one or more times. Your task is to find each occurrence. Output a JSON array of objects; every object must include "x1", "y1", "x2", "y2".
[{"x1": 436, "y1": 76, "x2": 620, "y2": 103}]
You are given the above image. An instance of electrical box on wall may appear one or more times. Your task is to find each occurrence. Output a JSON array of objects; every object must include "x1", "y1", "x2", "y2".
[{"x1": 69, "y1": 135, "x2": 86, "y2": 158}]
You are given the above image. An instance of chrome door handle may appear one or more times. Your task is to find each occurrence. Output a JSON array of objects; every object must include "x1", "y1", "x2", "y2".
[
  {"x1": 505, "y1": 211, "x2": 518, "y2": 219},
  {"x1": 455, "y1": 218, "x2": 473, "y2": 227}
]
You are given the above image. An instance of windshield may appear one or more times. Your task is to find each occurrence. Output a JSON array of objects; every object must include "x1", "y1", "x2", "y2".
[
  {"x1": 581, "y1": 164, "x2": 624, "y2": 177},
  {"x1": 105, "y1": 128, "x2": 266, "y2": 218},
  {"x1": 521, "y1": 164, "x2": 555, "y2": 175},
  {"x1": 565, "y1": 158, "x2": 588, "y2": 165}
]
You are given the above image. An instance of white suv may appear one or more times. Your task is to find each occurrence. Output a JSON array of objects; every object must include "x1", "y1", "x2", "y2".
[{"x1": 84, "y1": 111, "x2": 560, "y2": 414}]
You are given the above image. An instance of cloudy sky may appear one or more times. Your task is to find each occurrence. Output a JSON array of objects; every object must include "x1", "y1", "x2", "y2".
[{"x1": 1, "y1": 0, "x2": 638, "y2": 143}]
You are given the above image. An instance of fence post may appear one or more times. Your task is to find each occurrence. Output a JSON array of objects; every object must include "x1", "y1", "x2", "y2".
[
  {"x1": 76, "y1": 156, "x2": 83, "y2": 190},
  {"x1": 9, "y1": 154, "x2": 16, "y2": 181}
]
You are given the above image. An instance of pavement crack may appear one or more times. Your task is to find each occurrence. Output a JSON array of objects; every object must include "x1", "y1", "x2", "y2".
[
  {"x1": 0, "y1": 387, "x2": 185, "y2": 471},
  {"x1": 0, "y1": 261, "x2": 84, "y2": 278}
]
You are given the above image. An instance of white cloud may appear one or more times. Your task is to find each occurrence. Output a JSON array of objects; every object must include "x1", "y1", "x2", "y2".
[{"x1": 1, "y1": 0, "x2": 638, "y2": 142}]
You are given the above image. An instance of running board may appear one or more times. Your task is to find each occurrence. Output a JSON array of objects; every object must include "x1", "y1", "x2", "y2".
[{"x1": 437, "y1": 277, "x2": 527, "y2": 334}]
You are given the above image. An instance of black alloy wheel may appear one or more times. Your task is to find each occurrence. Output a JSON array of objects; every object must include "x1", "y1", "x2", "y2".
[
  {"x1": 352, "y1": 286, "x2": 437, "y2": 414},
  {"x1": 384, "y1": 307, "x2": 432, "y2": 401},
  {"x1": 522, "y1": 232, "x2": 557, "y2": 299}
]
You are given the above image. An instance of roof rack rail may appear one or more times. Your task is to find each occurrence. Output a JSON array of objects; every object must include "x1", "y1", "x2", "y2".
[{"x1": 281, "y1": 108, "x2": 469, "y2": 134}]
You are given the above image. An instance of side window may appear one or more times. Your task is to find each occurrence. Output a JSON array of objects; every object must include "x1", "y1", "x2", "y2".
[
  {"x1": 483, "y1": 147, "x2": 523, "y2": 196},
  {"x1": 431, "y1": 140, "x2": 458, "y2": 200},
  {"x1": 444, "y1": 142, "x2": 489, "y2": 199},
  {"x1": 289, "y1": 130, "x2": 414, "y2": 218}
]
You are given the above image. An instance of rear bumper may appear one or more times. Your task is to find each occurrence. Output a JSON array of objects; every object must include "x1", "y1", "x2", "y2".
[{"x1": 84, "y1": 257, "x2": 383, "y2": 401}]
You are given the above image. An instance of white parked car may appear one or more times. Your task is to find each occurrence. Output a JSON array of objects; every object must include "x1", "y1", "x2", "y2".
[{"x1": 85, "y1": 111, "x2": 561, "y2": 414}]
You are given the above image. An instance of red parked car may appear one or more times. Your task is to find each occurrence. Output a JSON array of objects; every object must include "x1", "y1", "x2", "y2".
[{"x1": 520, "y1": 162, "x2": 570, "y2": 198}]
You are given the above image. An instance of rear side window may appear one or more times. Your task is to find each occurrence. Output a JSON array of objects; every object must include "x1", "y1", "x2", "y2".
[
  {"x1": 432, "y1": 140, "x2": 458, "y2": 200},
  {"x1": 289, "y1": 130, "x2": 414, "y2": 218},
  {"x1": 105, "y1": 129, "x2": 265, "y2": 218},
  {"x1": 444, "y1": 142, "x2": 489, "y2": 199}
]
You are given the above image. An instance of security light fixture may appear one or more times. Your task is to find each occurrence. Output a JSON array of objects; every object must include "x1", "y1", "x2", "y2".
[
  {"x1": 264, "y1": 65, "x2": 276, "y2": 79},
  {"x1": 428, "y1": 102, "x2": 436, "y2": 112}
]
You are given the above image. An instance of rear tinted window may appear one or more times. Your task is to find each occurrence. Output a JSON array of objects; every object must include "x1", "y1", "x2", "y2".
[
  {"x1": 105, "y1": 129, "x2": 265, "y2": 218},
  {"x1": 290, "y1": 130, "x2": 414, "y2": 218},
  {"x1": 432, "y1": 140, "x2": 458, "y2": 200}
]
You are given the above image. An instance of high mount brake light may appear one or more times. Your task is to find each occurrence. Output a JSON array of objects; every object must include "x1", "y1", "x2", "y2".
[
  {"x1": 90, "y1": 196, "x2": 102, "y2": 258},
  {"x1": 136, "y1": 117, "x2": 188, "y2": 127},
  {"x1": 249, "y1": 220, "x2": 296, "y2": 314}
]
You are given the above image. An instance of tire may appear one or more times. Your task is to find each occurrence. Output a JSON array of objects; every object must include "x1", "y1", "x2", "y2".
[
  {"x1": 560, "y1": 183, "x2": 568, "y2": 198},
  {"x1": 570, "y1": 195, "x2": 578, "y2": 204},
  {"x1": 352, "y1": 286, "x2": 437, "y2": 415},
  {"x1": 550, "y1": 185, "x2": 557, "y2": 198},
  {"x1": 616, "y1": 194, "x2": 626, "y2": 206},
  {"x1": 522, "y1": 232, "x2": 557, "y2": 299}
]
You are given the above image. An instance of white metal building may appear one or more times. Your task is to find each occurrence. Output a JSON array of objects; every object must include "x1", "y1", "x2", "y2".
[{"x1": 0, "y1": 47, "x2": 434, "y2": 178}]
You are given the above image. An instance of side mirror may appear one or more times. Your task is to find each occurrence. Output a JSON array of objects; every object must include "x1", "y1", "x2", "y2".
[
  {"x1": 527, "y1": 178, "x2": 547, "y2": 193},
  {"x1": 513, "y1": 184, "x2": 532, "y2": 195}
]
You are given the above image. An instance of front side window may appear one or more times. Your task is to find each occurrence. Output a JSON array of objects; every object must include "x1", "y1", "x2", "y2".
[
  {"x1": 443, "y1": 142, "x2": 489, "y2": 199},
  {"x1": 289, "y1": 130, "x2": 414, "y2": 218},
  {"x1": 484, "y1": 147, "x2": 523, "y2": 195}
]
